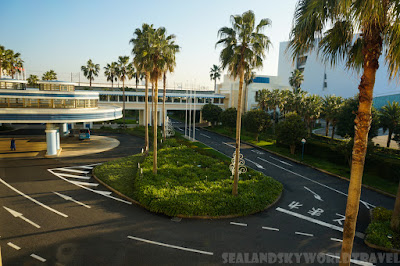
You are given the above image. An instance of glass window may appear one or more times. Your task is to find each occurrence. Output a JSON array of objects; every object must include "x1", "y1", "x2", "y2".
[
  {"x1": 110, "y1": 95, "x2": 118, "y2": 102},
  {"x1": 173, "y1": 97, "x2": 180, "y2": 103},
  {"x1": 138, "y1": 96, "x2": 145, "y2": 102},
  {"x1": 39, "y1": 99, "x2": 52, "y2": 108},
  {"x1": 65, "y1": 99, "x2": 75, "y2": 108},
  {"x1": 0, "y1": 98, "x2": 7, "y2": 107},
  {"x1": 198, "y1": 98, "x2": 204, "y2": 103},
  {"x1": 166, "y1": 97, "x2": 172, "y2": 103},
  {"x1": 119, "y1": 96, "x2": 124, "y2": 102},
  {"x1": 100, "y1": 95, "x2": 108, "y2": 101},
  {"x1": 76, "y1": 100, "x2": 85, "y2": 108},
  {"x1": 54, "y1": 99, "x2": 65, "y2": 108}
]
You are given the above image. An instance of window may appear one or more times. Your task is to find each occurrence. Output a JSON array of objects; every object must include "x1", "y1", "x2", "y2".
[
  {"x1": 110, "y1": 95, "x2": 118, "y2": 102},
  {"x1": 65, "y1": 99, "x2": 75, "y2": 108},
  {"x1": 100, "y1": 95, "x2": 108, "y2": 101},
  {"x1": 166, "y1": 97, "x2": 172, "y2": 103},
  {"x1": 198, "y1": 98, "x2": 204, "y2": 103},
  {"x1": 138, "y1": 96, "x2": 145, "y2": 102},
  {"x1": 173, "y1": 97, "x2": 180, "y2": 103},
  {"x1": 39, "y1": 99, "x2": 52, "y2": 108}
]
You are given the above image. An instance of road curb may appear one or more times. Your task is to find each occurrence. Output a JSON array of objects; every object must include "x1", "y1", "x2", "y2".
[
  {"x1": 201, "y1": 127, "x2": 396, "y2": 198},
  {"x1": 364, "y1": 239, "x2": 400, "y2": 254}
]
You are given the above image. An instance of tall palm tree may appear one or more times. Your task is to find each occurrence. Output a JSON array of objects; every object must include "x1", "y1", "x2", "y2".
[
  {"x1": 116, "y1": 56, "x2": 131, "y2": 128},
  {"x1": 131, "y1": 23, "x2": 155, "y2": 153},
  {"x1": 379, "y1": 101, "x2": 400, "y2": 148},
  {"x1": 104, "y1": 62, "x2": 118, "y2": 88},
  {"x1": 162, "y1": 37, "x2": 179, "y2": 141},
  {"x1": 27, "y1": 75, "x2": 39, "y2": 87},
  {"x1": 322, "y1": 95, "x2": 344, "y2": 138},
  {"x1": 288, "y1": 1, "x2": 400, "y2": 264},
  {"x1": 210, "y1": 64, "x2": 222, "y2": 92},
  {"x1": 0, "y1": 45, "x2": 5, "y2": 78},
  {"x1": 301, "y1": 94, "x2": 322, "y2": 136},
  {"x1": 216, "y1": 10, "x2": 271, "y2": 196},
  {"x1": 289, "y1": 69, "x2": 304, "y2": 93},
  {"x1": 81, "y1": 59, "x2": 100, "y2": 88},
  {"x1": 42, "y1": 70, "x2": 57, "y2": 80}
]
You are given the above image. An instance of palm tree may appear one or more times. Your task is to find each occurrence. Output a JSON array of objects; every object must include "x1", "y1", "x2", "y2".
[
  {"x1": 289, "y1": 69, "x2": 304, "y2": 93},
  {"x1": 379, "y1": 101, "x2": 400, "y2": 148},
  {"x1": 27, "y1": 75, "x2": 39, "y2": 87},
  {"x1": 0, "y1": 45, "x2": 5, "y2": 78},
  {"x1": 81, "y1": 59, "x2": 100, "y2": 88},
  {"x1": 288, "y1": 1, "x2": 400, "y2": 264},
  {"x1": 104, "y1": 62, "x2": 118, "y2": 88},
  {"x1": 243, "y1": 69, "x2": 255, "y2": 112},
  {"x1": 322, "y1": 95, "x2": 344, "y2": 138},
  {"x1": 210, "y1": 64, "x2": 221, "y2": 92},
  {"x1": 301, "y1": 94, "x2": 322, "y2": 136},
  {"x1": 42, "y1": 70, "x2": 57, "y2": 80},
  {"x1": 216, "y1": 10, "x2": 271, "y2": 196},
  {"x1": 116, "y1": 56, "x2": 131, "y2": 128},
  {"x1": 131, "y1": 23, "x2": 155, "y2": 153}
]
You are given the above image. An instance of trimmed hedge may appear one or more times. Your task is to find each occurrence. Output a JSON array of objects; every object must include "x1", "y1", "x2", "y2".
[{"x1": 365, "y1": 207, "x2": 400, "y2": 249}]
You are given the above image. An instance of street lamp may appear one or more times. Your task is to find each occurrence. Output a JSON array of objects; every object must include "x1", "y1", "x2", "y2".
[{"x1": 301, "y1": 138, "x2": 306, "y2": 160}]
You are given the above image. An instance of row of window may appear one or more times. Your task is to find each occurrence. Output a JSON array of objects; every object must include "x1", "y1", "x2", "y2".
[
  {"x1": 99, "y1": 95, "x2": 224, "y2": 104},
  {"x1": 0, "y1": 82, "x2": 26, "y2": 90},
  {"x1": 0, "y1": 98, "x2": 98, "y2": 108},
  {"x1": 40, "y1": 84, "x2": 75, "y2": 91}
]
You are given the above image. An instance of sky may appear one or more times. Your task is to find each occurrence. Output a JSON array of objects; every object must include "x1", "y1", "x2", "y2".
[{"x1": 1, "y1": 0, "x2": 298, "y2": 90}]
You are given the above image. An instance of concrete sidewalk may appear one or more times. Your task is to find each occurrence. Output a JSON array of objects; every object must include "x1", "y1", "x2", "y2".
[{"x1": 0, "y1": 135, "x2": 120, "y2": 159}]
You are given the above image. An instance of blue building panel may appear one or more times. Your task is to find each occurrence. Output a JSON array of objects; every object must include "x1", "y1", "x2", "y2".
[
  {"x1": 373, "y1": 93, "x2": 400, "y2": 109},
  {"x1": 252, "y1": 77, "x2": 270, "y2": 84}
]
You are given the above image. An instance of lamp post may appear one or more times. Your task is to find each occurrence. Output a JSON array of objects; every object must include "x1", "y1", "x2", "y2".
[{"x1": 301, "y1": 138, "x2": 306, "y2": 160}]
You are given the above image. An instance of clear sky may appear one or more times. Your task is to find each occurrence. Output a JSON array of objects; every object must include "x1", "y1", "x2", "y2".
[{"x1": 1, "y1": 0, "x2": 298, "y2": 90}]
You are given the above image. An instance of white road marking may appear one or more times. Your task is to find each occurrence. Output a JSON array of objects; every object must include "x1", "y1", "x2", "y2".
[
  {"x1": 262, "y1": 226, "x2": 279, "y2": 231},
  {"x1": 30, "y1": 254, "x2": 46, "y2": 262},
  {"x1": 7, "y1": 242, "x2": 21, "y2": 250},
  {"x1": 0, "y1": 178, "x2": 68, "y2": 217},
  {"x1": 222, "y1": 142, "x2": 235, "y2": 148},
  {"x1": 70, "y1": 181, "x2": 99, "y2": 187},
  {"x1": 295, "y1": 232, "x2": 314, "y2": 237},
  {"x1": 76, "y1": 166, "x2": 94, "y2": 169},
  {"x1": 48, "y1": 169, "x2": 132, "y2": 205},
  {"x1": 62, "y1": 163, "x2": 102, "y2": 169},
  {"x1": 200, "y1": 133, "x2": 211, "y2": 138},
  {"x1": 269, "y1": 156, "x2": 292, "y2": 166},
  {"x1": 54, "y1": 173, "x2": 91, "y2": 180},
  {"x1": 230, "y1": 222, "x2": 247, "y2": 227},
  {"x1": 53, "y1": 168, "x2": 90, "y2": 174},
  {"x1": 94, "y1": 190, "x2": 112, "y2": 196},
  {"x1": 251, "y1": 149, "x2": 264, "y2": 155},
  {"x1": 304, "y1": 186, "x2": 324, "y2": 201},
  {"x1": 323, "y1": 253, "x2": 375, "y2": 266},
  {"x1": 245, "y1": 159, "x2": 264, "y2": 169},
  {"x1": 257, "y1": 157, "x2": 376, "y2": 209},
  {"x1": 53, "y1": 192, "x2": 91, "y2": 208},
  {"x1": 127, "y1": 236, "x2": 214, "y2": 256},
  {"x1": 3, "y1": 207, "x2": 41, "y2": 228},
  {"x1": 330, "y1": 238, "x2": 343, "y2": 242},
  {"x1": 276, "y1": 207, "x2": 365, "y2": 239}
]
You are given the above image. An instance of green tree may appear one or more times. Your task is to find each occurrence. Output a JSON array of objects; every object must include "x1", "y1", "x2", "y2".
[
  {"x1": 116, "y1": 56, "x2": 132, "y2": 128},
  {"x1": 256, "y1": 88, "x2": 281, "y2": 132},
  {"x1": 287, "y1": 1, "x2": 400, "y2": 262},
  {"x1": 27, "y1": 75, "x2": 39, "y2": 87},
  {"x1": 210, "y1": 64, "x2": 222, "y2": 92},
  {"x1": 243, "y1": 109, "x2": 271, "y2": 141},
  {"x1": 42, "y1": 70, "x2": 57, "y2": 80},
  {"x1": 216, "y1": 10, "x2": 271, "y2": 195},
  {"x1": 322, "y1": 95, "x2": 344, "y2": 139},
  {"x1": 0, "y1": 45, "x2": 5, "y2": 78},
  {"x1": 201, "y1": 103, "x2": 222, "y2": 126},
  {"x1": 81, "y1": 59, "x2": 100, "y2": 88},
  {"x1": 104, "y1": 62, "x2": 118, "y2": 88},
  {"x1": 300, "y1": 94, "x2": 322, "y2": 136},
  {"x1": 219, "y1": 107, "x2": 237, "y2": 131},
  {"x1": 289, "y1": 69, "x2": 304, "y2": 93},
  {"x1": 276, "y1": 112, "x2": 307, "y2": 154},
  {"x1": 379, "y1": 101, "x2": 400, "y2": 148}
]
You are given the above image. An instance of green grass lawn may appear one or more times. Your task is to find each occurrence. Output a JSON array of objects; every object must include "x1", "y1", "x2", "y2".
[
  {"x1": 366, "y1": 207, "x2": 400, "y2": 250},
  {"x1": 94, "y1": 136, "x2": 282, "y2": 217}
]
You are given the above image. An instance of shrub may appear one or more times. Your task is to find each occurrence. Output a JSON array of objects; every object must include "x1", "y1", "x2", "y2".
[
  {"x1": 201, "y1": 103, "x2": 222, "y2": 125},
  {"x1": 219, "y1": 107, "x2": 237, "y2": 130},
  {"x1": 366, "y1": 207, "x2": 400, "y2": 249},
  {"x1": 242, "y1": 110, "x2": 272, "y2": 141},
  {"x1": 276, "y1": 112, "x2": 307, "y2": 154}
]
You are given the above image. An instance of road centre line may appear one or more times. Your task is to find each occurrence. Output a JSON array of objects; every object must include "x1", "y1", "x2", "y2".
[
  {"x1": 0, "y1": 177, "x2": 68, "y2": 218},
  {"x1": 7, "y1": 242, "x2": 21, "y2": 250},
  {"x1": 30, "y1": 254, "x2": 46, "y2": 262},
  {"x1": 230, "y1": 222, "x2": 247, "y2": 227},
  {"x1": 127, "y1": 236, "x2": 214, "y2": 256},
  {"x1": 269, "y1": 156, "x2": 293, "y2": 166},
  {"x1": 222, "y1": 142, "x2": 235, "y2": 148},
  {"x1": 330, "y1": 238, "x2": 343, "y2": 242},
  {"x1": 323, "y1": 253, "x2": 375, "y2": 266},
  {"x1": 245, "y1": 159, "x2": 264, "y2": 169},
  {"x1": 256, "y1": 157, "x2": 375, "y2": 209},
  {"x1": 295, "y1": 232, "x2": 314, "y2": 237},
  {"x1": 276, "y1": 207, "x2": 365, "y2": 239},
  {"x1": 200, "y1": 133, "x2": 211, "y2": 138},
  {"x1": 262, "y1": 226, "x2": 279, "y2": 231}
]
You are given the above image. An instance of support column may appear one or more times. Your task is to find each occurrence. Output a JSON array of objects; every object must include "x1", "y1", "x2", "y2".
[
  {"x1": 56, "y1": 130, "x2": 60, "y2": 150},
  {"x1": 158, "y1": 110, "x2": 162, "y2": 126},
  {"x1": 139, "y1": 110, "x2": 145, "y2": 126},
  {"x1": 199, "y1": 110, "x2": 203, "y2": 123},
  {"x1": 45, "y1": 128, "x2": 57, "y2": 156}
]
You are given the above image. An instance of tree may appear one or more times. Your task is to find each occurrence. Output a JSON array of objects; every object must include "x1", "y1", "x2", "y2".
[
  {"x1": 276, "y1": 112, "x2": 307, "y2": 154},
  {"x1": 379, "y1": 101, "x2": 400, "y2": 148},
  {"x1": 287, "y1": 1, "x2": 400, "y2": 263},
  {"x1": 219, "y1": 107, "x2": 237, "y2": 131},
  {"x1": 289, "y1": 69, "x2": 304, "y2": 93},
  {"x1": 42, "y1": 70, "x2": 57, "y2": 80},
  {"x1": 104, "y1": 62, "x2": 118, "y2": 88},
  {"x1": 201, "y1": 103, "x2": 222, "y2": 126},
  {"x1": 256, "y1": 88, "x2": 281, "y2": 132},
  {"x1": 116, "y1": 56, "x2": 132, "y2": 128},
  {"x1": 216, "y1": 10, "x2": 271, "y2": 196},
  {"x1": 322, "y1": 95, "x2": 344, "y2": 138},
  {"x1": 27, "y1": 75, "x2": 39, "y2": 87},
  {"x1": 210, "y1": 64, "x2": 221, "y2": 92},
  {"x1": 300, "y1": 94, "x2": 322, "y2": 136},
  {"x1": 243, "y1": 110, "x2": 271, "y2": 141},
  {"x1": 81, "y1": 59, "x2": 100, "y2": 88},
  {"x1": 0, "y1": 45, "x2": 5, "y2": 78}
]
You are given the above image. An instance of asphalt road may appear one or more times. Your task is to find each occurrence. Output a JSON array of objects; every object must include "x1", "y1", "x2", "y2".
[{"x1": 0, "y1": 126, "x2": 397, "y2": 266}]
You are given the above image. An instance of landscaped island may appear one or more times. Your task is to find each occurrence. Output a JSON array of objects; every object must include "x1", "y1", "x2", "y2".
[{"x1": 94, "y1": 137, "x2": 282, "y2": 217}]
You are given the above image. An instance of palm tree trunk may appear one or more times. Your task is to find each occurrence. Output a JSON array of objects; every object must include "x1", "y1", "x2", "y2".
[
  {"x1": 90, "y1": 79, "x2": 92, "y2": 88},
  {"x1": 232, "y1": 67, "x2": 245, "y2": 196},
  {"x1": 391, "y1": 180, "x2": 400, "y2": 232},
  {"x1": 325, "y1": 120, "x2": 330, "y2": 137},
  {"x1": 339, "y1": 35, "x2": 382, "y2": 266},
  {"x1": 273, "y1": 109, "x2": 276, "y2": 134},
  {"x1": 153, "y1": 79, "x2": 158, "y2": 175},
  {"x1": 122, "y1": 79, "x2": 126, "y2": 128},
  {"x1": 163, "y1": 72, "x2": 167, "y2": 141},
  {"x1": 214, "y1": 78, "x2": 217, "y2": 92},
  {"x1": 331, "y1": 122, "x2": 336, "y2": 140},
  {"x1": 136, "y1": 76, "x2": 138, "y2": 89},
  {"x1": 387, "y1": 129, "x2": 392, "y2": 148},
  {"x1": 145, "y1": 74, "x2": 149, "y2": 152}
]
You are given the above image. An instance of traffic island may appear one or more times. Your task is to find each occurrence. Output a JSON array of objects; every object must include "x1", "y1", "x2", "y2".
[{"x1": 94, "y1": 137, "x2": 283, "y2": 218}]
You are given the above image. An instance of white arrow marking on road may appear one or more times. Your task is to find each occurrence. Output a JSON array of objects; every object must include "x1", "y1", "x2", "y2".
[
  {"x1": 360, "y1": 200, "x2": 374, "y2": 210},
  {"x1": 304, "y1": 186, "x2": 324, "y2": 201},
  {"x1": 269, "y1": 156, "x2": 293, "y2": 166},
  {"x1": 53, "y1": 192, "x2": 91, "y2": 208},
  {"x1": 246, "y1": 159, "x2": 264, "y2": 169},
  {"x1": 251, "y1": 149, "x2": 264, "y2": 155},
  {"x1": 222, "y1": 142, "x2": 235, "y2": 148},
  {"x1": 3, "y1": 206, "x2": 41, "y2": 228},
  {"x1": 200, "y1": 133, "x2": 211, "y2": 138}
]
